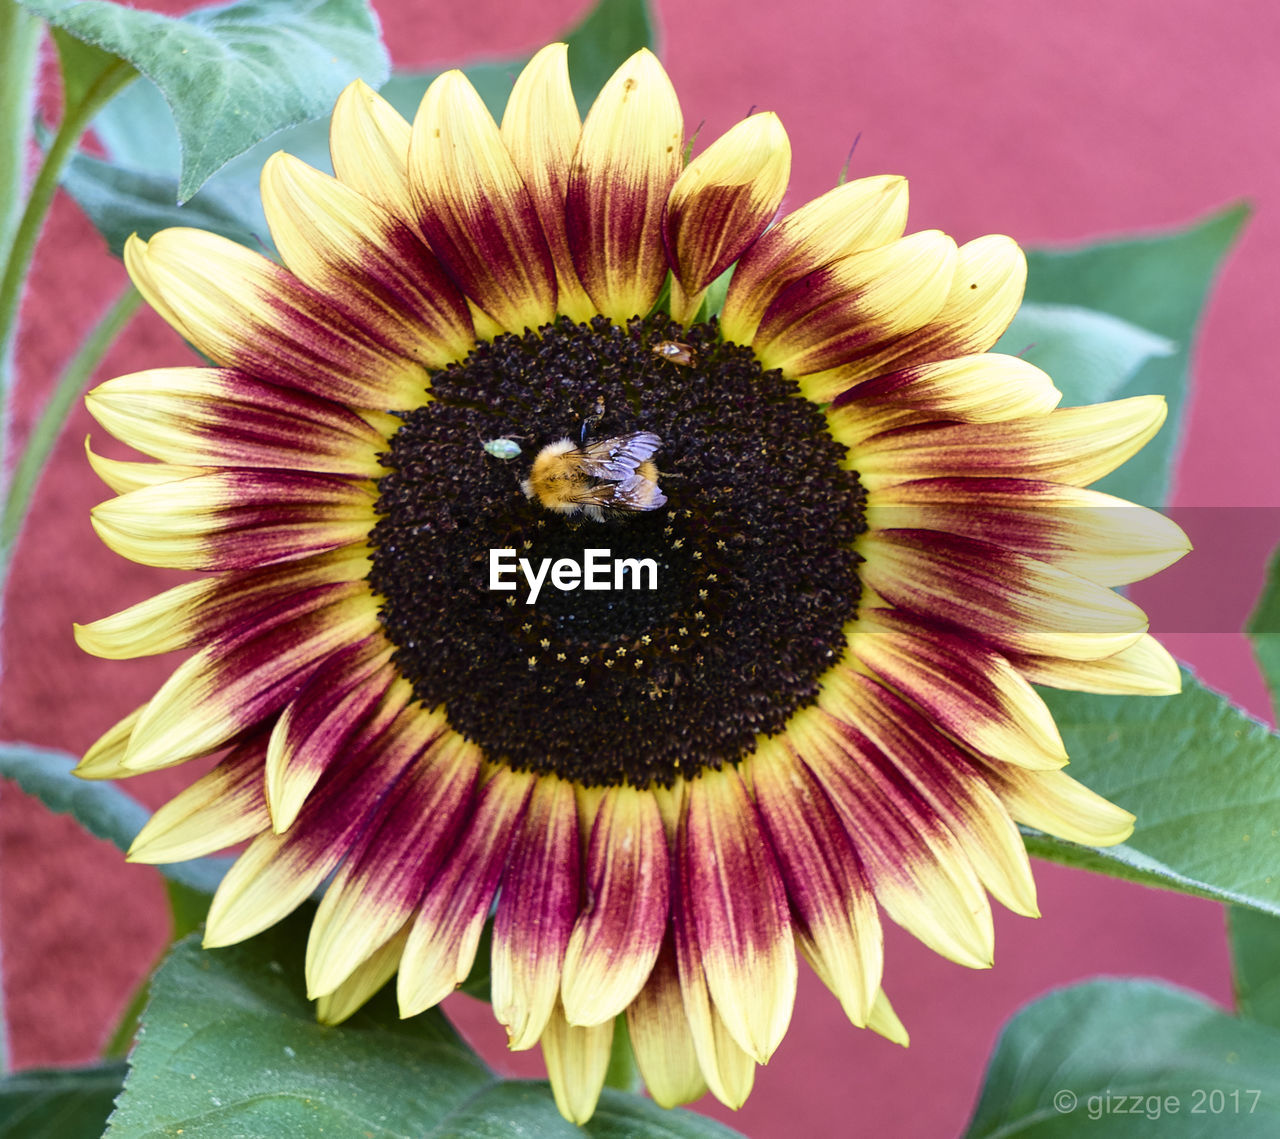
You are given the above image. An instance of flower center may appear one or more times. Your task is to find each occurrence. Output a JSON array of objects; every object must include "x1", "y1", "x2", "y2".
[{"x1": 368, "y1": 315, "x2": 866, "y2": 788}]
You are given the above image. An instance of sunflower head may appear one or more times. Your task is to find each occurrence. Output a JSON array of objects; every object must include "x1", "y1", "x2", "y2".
[{"x1": 75, "y1": 44, "x2": 1188, "y2": 1123}]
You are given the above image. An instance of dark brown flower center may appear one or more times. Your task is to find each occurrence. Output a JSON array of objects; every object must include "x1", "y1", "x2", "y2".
[{"x1": 368, "y1": 314, "x2": 866, "y2": 788}]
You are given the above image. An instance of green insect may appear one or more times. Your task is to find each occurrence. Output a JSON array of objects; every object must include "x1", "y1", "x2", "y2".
[{"x1": 482, "y1": 437, "x2": 523, "y2": 461}]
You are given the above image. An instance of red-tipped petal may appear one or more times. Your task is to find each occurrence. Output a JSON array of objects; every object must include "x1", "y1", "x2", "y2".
[
  {"x1": 566, "y1": 50, "x2": 683, "y2": 321},
  {"x1": 680, "y1": 767, "x2": 796, "y2": 1062},
  {"x1": 858, "y1": 529, "x2": 1148, "y2": 662},
  {"x1": 306, "y1": 728, "x2": 480, "y2": 998},
  {"x1": 397, "y1": 768, "x2": 535, "y2": 1016},
  {"x1": 750, "y1": 740, "x2": 882, "y2": 1026},
  {"x1": 410, "y1": 70, "x2": 557, "y2": 334},
  {"x1": 491, "y1": 775, "x2": 582, "y2": 1051},
  {"x1": 663, "y1": 112, "x2": 791, "y2": 321},
  {"x1": 265, "y1": 637, "x2": 396, "y2": 833},
  {"x1": 203, "y1": 706, "x2": 429, "y2": 948},
  {"x1": 561, "y1": 785, "x2": 670, "y2": 1026},
  {"x1": 793, "y1": 708, "x2": 995, "y2": 969},
  {"x1": 850, "y1": 607, "x2": 1067, "y2": 770},
  {"x1": 626, "y1": 933, "x2": 707, "y2": 1108},
  {"x1": 721, "y1": 175, "x2": 909, "y2": 345}
]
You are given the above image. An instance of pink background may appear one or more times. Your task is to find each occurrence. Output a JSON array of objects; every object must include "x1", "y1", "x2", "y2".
[{"x1": 3, "y1": 0, "x2": 1278, "y2": 1135}]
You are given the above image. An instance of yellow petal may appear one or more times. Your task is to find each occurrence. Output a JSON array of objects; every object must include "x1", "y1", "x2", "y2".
[
  {"x1": 866, "y1": 479, "x2": 1190, "y2": 588},
  {"x1": 410, "y1": 70, "x2": 557, "y2": 334},
  {"x1": 304, "y1": 714, "x2": 467, "y2": 1000},
  {"x1": 397, "y1": 768, "x2": 536, "y2": 1017},
  {"x1": 750, "y1": 738, "x2": 882, "y2": 1026},
  {"x1": 983, "y1": 764, "x2": 1136, "y2": 848},
  {"x1": 85, "y1": 437, "x2": 204, "y2": 495},
  {"x1": 205, "y1": 710, "x2": 428, "y2": 948},
  {"x1": 560, "y1": 785, "x2": 669, "y2": 1028},
  {"x1": 721, "y1": 174, "x2": 909, "y2": 344},
  {"x1": 677, "y1": 965, "x2": 756, "y2": 1109},
  {"x1": 122, "y1": 592, "x2": 376, "y2": 773},
  {"x1": 316, "y1": 926, "x2": 409, "y2": 1026},
  {"x1": 809, "y1": 233, "x2": 1026, "y2": 393},
  {"x1": 818, "y1": 668, "x2": 1039, "y2": 918},
  {"x1": 856, "y1": 530, "x2": 1149, "y2": 662},
  {"x1": 491, "y1": 776, "x2": 581, "y2": 1051},
  {"x1": 682, "y1": 767, "x2": 797, "y2": 1062},
  {"x1": 128, "y1": 741, "x2": 270, "y2": 863},
  {"x1": 74, "y1": 579, "x2": 213, "y2": 660},
  {"x1": 265, "y1": 652, "x2": 401, "y2": 835},
  {"x1": 853, "y1": 395, "x2": 1169, "y2": 492},
  {"x1": 664, "y1": 112, "x2": 791, "y2": 322},
  {"x1": 261, "y1": 152, "x2": 475, "y2": 369},
  {"x1": 86, "y1": 366, "x2": 391, "y2": 477},
  {"x1": 91, "y1": 471, "x2": 375, "y2": 573},
  {"x1": 329, "y1": 78, "x2": 413, "y2": 213},
  {"x1": 792, "y1": 708, "x2": 995, "y2": 968},
  {"x1": 866, "y1": 988, "x2": 909, "y2": 1046},
  {"x1": 625, "y1": 938, "x2": 708, "y2": 1108},
  {"x1": 541, "y1": 1004, "x2": 613, "y2": 1125},
  {"x1": 124, "y1": 230, "x2": 426, "y2": 412},
  {"x1": 1012, "y1": 634, "x2": 1182, "y2": 696},
  {"x1": 501, "y1": 43, "x2": 594, "y2": 323},
  {"x1": 753, "y1": 231, "x2": 957, "y2": 383},
  {"x1": 73, "y1": 707, "x2": 144, "y2": 780},
  {"x1": 203, "y1": 829, "x2": 332, "y2": 949},
  {"x1": 849, "y1": 607, "x2": 1068, "y2": 770},
  {"x1": 566, "y1": 49, "x2": 683, "y2": 321},
  {"x1": 827, "y1": 354, "x2": 1062, "y2": 455}
]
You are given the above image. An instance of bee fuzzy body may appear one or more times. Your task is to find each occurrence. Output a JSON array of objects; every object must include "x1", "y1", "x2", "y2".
[{"x1": 522, "y1": 432, "x2": 668, "y2": 521}]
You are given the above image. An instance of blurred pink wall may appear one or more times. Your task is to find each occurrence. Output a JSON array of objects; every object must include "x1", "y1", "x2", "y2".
[{"x1": 3, "y1": 1, "x2": 1277, "y2": 1135}]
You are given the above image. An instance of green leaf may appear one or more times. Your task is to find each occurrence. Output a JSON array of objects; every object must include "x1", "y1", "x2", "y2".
[
  {"x1": 1230, "y1": 906, "x2": 1280, "y2": 1030},
  {"x1": 994, "y1": 301, "x2": 1174, "y2": 408},
  {"x1": 964, "y1": 979, "x2": 1280, "y2": 1138},
  {"x1": 63, "y1": 70, "x2": 335, "y2": 257},
  {"x1": 1246, "y1": 542, "x2": 1280, "y2": 724},
  {"x1": 0, "y1": 743, "x2": 231, "y2": 895},
  {"x1": 108, "y1": 913, "x2": 741, "y2": 1138},
  {"x1": 60, "y1": 0, "x2": 653, "y2": 259},
  {"x1": 20, "y1": 0, "x2": 389, "y2": 200},
  {"x1": 49, "y1": 24, "x2": 136, "y2": 113},
  {"x1": 0, "y1": 1062, "x2": 127, "y2": 1139},
  {"x1": 59, "y1": 145, "x2": 268, "y2": 258},
  {"x1": 1019, "y1": 204, "x2": 1247, "y2": 506},
  {"x1": 1025, "y1": 671, "x2": 1280, "y2": 916},
  {"x1": 563, "y1": 0, "x2": 657, "y2": 117},
  {"x1": 87, "y1": 70, "x2": 182, "y2": 174},
  {"x1": 165, "y1": 879, "x2": 213, "y2": 940}
]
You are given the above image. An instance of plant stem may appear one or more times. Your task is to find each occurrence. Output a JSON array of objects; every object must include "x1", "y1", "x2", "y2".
[
  {"x1": 102, "y1": 975, "x2": 149, "y2": 1061},
  {"x1": 1, "y1": 285, "x2": 141, "y2": 560},
  {"x1": 0, "y1": 51, "x2": 134, "y2": 484},
  {"x1": 0, "y1": 0, "x2": 42, "y2": 1078},
  {"x1": 0, "y1": 3, "x2": 42, "y2": 274},
  {"x1": 103, "y1": 880, "x2": 209, "y2": 1059}
]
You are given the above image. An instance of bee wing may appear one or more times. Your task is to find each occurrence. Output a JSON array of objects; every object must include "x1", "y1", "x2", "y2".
[
  {"x1": 612, "y1": 473, "x2": 667, "y2": 512},
  {"x1": 562, "y1": 481, "x2": 621, "y2": 507},
  {"x1": 579, "y1": 432, "x2": 662, "y2": 479}
]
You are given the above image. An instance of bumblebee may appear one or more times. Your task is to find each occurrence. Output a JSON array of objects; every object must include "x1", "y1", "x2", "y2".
[{"x1": 521, "y1": 432, "x2": 667, "y2": 521}]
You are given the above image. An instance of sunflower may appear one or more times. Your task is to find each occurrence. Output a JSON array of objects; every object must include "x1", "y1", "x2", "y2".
[{"x1": 74, "y1": 45, "x2": 1188, "y2": 1123}]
